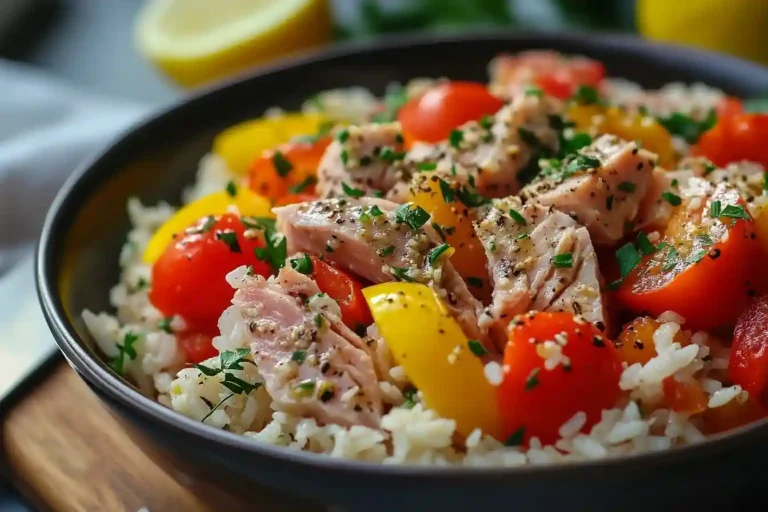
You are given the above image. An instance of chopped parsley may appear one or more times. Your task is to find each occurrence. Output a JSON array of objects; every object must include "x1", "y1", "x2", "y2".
[
  {"x1": 391, "y1": 266, "x2": 414, "y2": 282},
  {"x1": 764, "y1": 172, "x2": 768, "y2": 191},
  {"x1": 719, "y1": 204, "x2": 750, "y2": 220},
  {"x1": 394, "y1": 203, "x2": 430, "y2": 230},
  {"x1": 340, "y1": 149, "x2": 349, "y2": 165},
  {"x1": 671, "y1": 179, "x2": 679, "y2": 187},
  {"x1": 696, "y1": 234, "x2": 715, "y2": 246},
  {"x1": 377, "y1": 245, "x2": 395, "y2": 257},
  {"x1": 135, "y1": 277, "x2": 148, "y2": 291},
  {"x1": 517, "y1": 127, "x2": 539, "y2": 146},
  {"x1": 564, "y1": 132, "x2": 592, "y2": 153},
  {"x1": 703, "y1": 161, "x2": 717, "y2": 175},
  {"x1": 466, "y1": 277, "x2": 483, "y2": 288},
  {"x1": 225, "y1": 180, "x2": 238, "y2": 197},
  {"x1": 524, "y1": 86, "x2": 543, "y2": 97},
  {"x1": 417, "y1": 162, "x2": 437, "y2": 171},
  {"x1": 505, "y1": 427, "x2": 525, "y2": 447},
  {"x1": 525, "y1": 368, "x2": 540, "y2": 390},
  {"x1": 449, "y1": 129, "x2": 464, "y2": 148},
  {"x1": 616, "y1": 242, "x2": 642, "y2": 278},
  {"x1": 661, "y1": 192, "x2": 681, "y2": 206},
  {"x1": 109, "y1": 331, "x2": 139, "y2": 375},
  {"x1": 662, "y1": 247, "x2": 680, "y2": 272},
  {"x1": 687, "y1": 248, "x2": 707, "y2": 264},
  {"x1": 314, "y1": 314, "x2": 325, "y2": 329},
  {"x1": 379, "y1": 147, "x2": 406, "y2": 162},
  {"x1": 295, "y1": 379, "x2": 316, "y2": 395},
  {"x1": 438, "y1": 178, "x2": 455, "y2": 203},
  {"x1": 215, "y1": 230, "x2": 241, "y2": 253},
  {"x1": 289, "y1": 254, "x2": 313, "y2": 275},
  {"x1": 479, "y1": 114, "x2": 494, "y2": 130},
  {"x1": 431, "y1": 221, "x2": 446, "y2": 241},
  {"x1": 291, "y1": 351, "x2": 306, "y2": 364},
  {"x1": 553, "y1": 253, "x2": 573, "y2": 268},
  {"x1": 618, "y1": 181, "x2": 636, "y2": 193},
  {"x1": 254, "y1": 224, "x2": 287, "y2": 273},
  {"x1": 158, "y1": 317, "x2": 173, "y2": 334},
  {"x1": 508, "y1": 209, "x2": 527, "y2": 226},
  {"x1": 336, "y1": 128, "x2": 349, "y2": 143},
  {"x1": 515, "y1": 232, "x2": 530, "y2": 241},
  {"x1": 325, "y1": 244, "x2": 335, "y2": 253},
  {"x1": 402, "y1": 388, "x2": 418, "y2": 409},
  {"x1": 636, "y1": 232, "x2": 656, "y2": 256},
  {"x1": 543, "y1": 154, "x2": 601, "y2": 182},
  {"x1": 186, "y1": 215, "x2": 216, "y2": 235},
  {"x1": 455, "y1": 183, "x2": 490, "y2": 208},
  {"x1": 342, "y1": 181, "x2": 365, "y2": 197},
  {"x1": 272, "y1": 150, "x2": 293, "y2": 177},
  {"x1": 288, "y1": 176, "x2": 317, "y2": 194},
  {"x1": 657, "y1": 109, "x2": 717, "y2": 144},
  {"x1": 428, "y1": 243, "x2": 451, "y2": 265},
  {"x1": 369, "y1": 205, "x2": 384, "y2": 217},
  {"x1": 571, "y1": 85, "x2": 599, "y2": 105},
  {"x1": 710, "y1": 200, "x2": 722, "y2": 218},
  {"x1": 467, "y1": 340, "x2": 488, "y2": 357}
]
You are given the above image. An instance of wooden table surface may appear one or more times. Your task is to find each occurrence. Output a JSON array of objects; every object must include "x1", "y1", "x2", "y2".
[{"x1": 1, "y1": 361, "x2": 326, "y2": 512}]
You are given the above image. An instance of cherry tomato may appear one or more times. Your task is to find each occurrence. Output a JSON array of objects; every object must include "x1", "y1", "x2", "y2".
[
  {"x1": 617, "y1": 185, "x2": 764, "y2": 331},
  {"x1": 716, "y1": 97, "x2": 743, "y2": 118},
  {"x1": 397, "y1": 81, "x2": 504, "y2": 146},
  {"x1": 149, "y1": 214, "x2": 271, "y2": 334},
  {"x1": 248, "y1": 137, "x2": 330, "y2": 201},
  {"x1": 693, "y1": 113, "x2": 768, "y2": 168},
  {"x1": 179, "y1": 333, "x2": 218, "y2": 364},
  {"x1": 498, "y1": 312, "x2": 622, "y2": 445},
  {"x1": 615, "y1": 316, "x2": 689, "y2": 366},
  {"x1": 273, "y1": 192, "x2": 317, "y2": 207},
  {"x1": 729, "y1": 295, "x2": 768, "y2": 402},
  {"x1": 700, "y1": 395, "x2": 767, "y2": 434},
  {"x1": 662, "y1": 377, "x2": 708, "y2": 414},
  {"x1": 492, "y1": 51, "x2": 606, "y2": 100},
  {"x1": 310, "y1": 257, "x2": 373, "y2": 332}
]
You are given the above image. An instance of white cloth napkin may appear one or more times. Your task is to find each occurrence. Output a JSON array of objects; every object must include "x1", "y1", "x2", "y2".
[{"x1": 0, "y1": 59, "x2": 150, "y2": 397}]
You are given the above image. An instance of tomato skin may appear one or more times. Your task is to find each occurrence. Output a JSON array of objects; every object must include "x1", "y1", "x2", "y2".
[
  {"x1": 310, "y1": 257, "x2": 373, "y2": 332},
  {"x1": 397, "y1": 81, "x2": 504, "y2": 146},
  {"x1": 149, "y1": 214, "x2": 271, "y2": 335},
  {"x1": 694, "y1": 113, "x2": 768, "y2": 168},
  {"x1": 617, "y1": 189, "x2": 764, "y2": 331},
  {"x1": 498, "y1": 312, "x2": 622, "y2": 445},
  {"x1": 729, "y1": 295, "x2": 768, "y2": 402},
  {"x1": 248, "y1": 137, "x2": 330, "y2": 201},
  {"x1": 534, "y1": 60, "x2": 605, "y2": 99},
  {"x1": 179, "y1": 333, "x2": 218, "y2": 364},
  {"x1": 662, "y1": 377, "x2": 708, "y2": 414},
  {"x1": 273, "y1": 192, "x2": 317, "y2": 207},
  {"x1": 717, "y1": 97, "x2": 743, "y2": 118}
]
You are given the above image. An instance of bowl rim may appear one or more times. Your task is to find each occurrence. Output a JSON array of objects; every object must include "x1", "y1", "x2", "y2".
[{"x1": 36, "y1": 29, "x2": 768, "y2": 479}]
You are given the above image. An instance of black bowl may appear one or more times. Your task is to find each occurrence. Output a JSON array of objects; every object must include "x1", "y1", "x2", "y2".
[{"x1": 37, "y1": 32, "x2": 768, "y2": 511}]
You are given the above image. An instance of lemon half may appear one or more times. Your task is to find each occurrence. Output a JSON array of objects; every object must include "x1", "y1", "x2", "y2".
[{"x1": 135, "y1": 0, "x2": 333, "y2": 88}]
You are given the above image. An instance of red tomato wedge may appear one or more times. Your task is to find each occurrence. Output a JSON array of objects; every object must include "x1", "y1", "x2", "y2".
[
  {"x1": 729, "y1": 295, "x2": 768, "y2": 403},
  {"x1": 248, "y1": 137, "x2": 330, "y2": 201},
  {"x1": 498, "y1": 312, "x2": 622, "y2": 446},
  {"x1": 310, "y1": 257, "x2": 373, "y2": 333},
  {"x1": 397, "y1": 81, "x2": 504, "y2": 146},
  {"x1": 149, "y1": 213, "x2": 271, "y2": 336},
  {"x1": 693, "y1": 112, "x2": 768, "y2": 168},
  {"x1": 617, "y1": 185, "x2": 764, "y2": 331}
]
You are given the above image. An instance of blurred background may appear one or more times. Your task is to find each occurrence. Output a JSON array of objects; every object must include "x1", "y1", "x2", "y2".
[
  {"x1": 1, "y1": 1, "x2": 767, "y2": 511},
  {"x1": 2, "y1": 0, "x2": 767, "y2": 105}
]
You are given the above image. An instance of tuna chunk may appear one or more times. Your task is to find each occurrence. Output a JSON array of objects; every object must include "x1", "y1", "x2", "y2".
[
  {"x1": 519, "y1": 134, "x2": 656, "y2": 245},
  {"x1": 316, "y1": 123, "x2": 410, "y2": 200},
  {"x1": 475, "y1": 197, "x2": 605, "y2": 344},
  {"x1": 274, "y1": 198, "x2": 492, "y2": 351},
  {"x1": 234, "y1": 267, "x2": 382, "y2": 427},
  {"x1": 407, "y1": 94, "x2": 563, "y2": 198}
]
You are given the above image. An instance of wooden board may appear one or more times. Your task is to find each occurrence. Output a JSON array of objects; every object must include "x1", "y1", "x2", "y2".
[{"x1": 1, "y1": 361, "x2": 326, "y2": 512}]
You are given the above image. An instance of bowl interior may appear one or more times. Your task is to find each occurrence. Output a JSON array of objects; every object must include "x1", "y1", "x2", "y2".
[{"x1": 39, "y1": 32, "x2": 768, "y2": 471}]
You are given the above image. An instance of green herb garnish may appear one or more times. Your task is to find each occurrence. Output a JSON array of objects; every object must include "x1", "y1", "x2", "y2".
[
  {"x1": 291, "y1": 351, "x2": 307, "y2": 364},
  {"x1": 391, "y1": 266, "x2": 414, "y2": 282},
  {"x1": 505, "y1": 427, "x2": 525, "y2": 447},
  {"x1": 467, "y1": 340, "x2": 488, "y2": 357},
  {"x1": 377, "y1": 245, "x2": 395, "y2": 257},
  {"x1": 109, "y1": 331, "x2": 139, "y2": 375},
  {"x1": 525, "y1": 368, "x2": 540, "y2": 390},
  {"x1": 449, "y1": 129, "x2": 464, "y2": 148},
  {"x1": 417, "y1": 162, "x2": 437, "y2": 171},
  {"x1": 158, "y1": 317, "x2": 173, "y2": 334},
  {"x1": 215, "y1": 230, "x2": 241, "y2": 253},
  {"x1": 616, "y1": 242, "x2": 641, "y2": 278},
  {"x1": 553, "y1": 253, "x2": 573, "y2": 268},
  {"x1": 661, "y1": 192, "x2": 681, "y2": 206},
  {"x1": 508, "y1": 209, "x2": 527, "y2": 226},
  {"x1": 290, "y1": 254, "x2": 314, "y2": 275},
  {"x1": 288, "y1": 176, "x2": 317, "y2": 194},
  {"x1": 394, "y1": 203, "x2": 430, "y2": 230},
  {"x1": 225, "y1": 180, "x2": 238, "y2": 197},
  {"x1": 428, "y1": 243, "x2": 451, "y2": 265},
  {"x1": 618, "y1": 181, "x2": 636, "y2": 193},
  {"x1": 657, "y1": 109, "x2": 717, "y2": 144},
  {"x1": 272, "y1": 150, "x2": 293, "y2": 177}
]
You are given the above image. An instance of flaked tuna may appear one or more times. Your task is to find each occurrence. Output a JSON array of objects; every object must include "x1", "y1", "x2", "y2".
[
  {"x1": 520, "y1": 134, "x2": 656, "y2": 244},
  {"x1": 274, "y1": 197, "x2": 493, "y2": 352},
  {"x1": 475, "y1": 197, "x2": 605, "y2": 347},
  {"x1": 234, "y1": 267, "x2": 382, "y2": 427}
]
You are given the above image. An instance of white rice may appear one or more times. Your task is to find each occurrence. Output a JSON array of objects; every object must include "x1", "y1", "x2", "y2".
[{"x1": 80, "y1": 79, "x2": 746, "y2": 467}]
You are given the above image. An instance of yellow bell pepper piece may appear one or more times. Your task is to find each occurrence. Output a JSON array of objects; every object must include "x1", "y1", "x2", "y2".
[
  {"x1": 143, "y1": 187, "x2": 272, "y2": 264},
  {"x1": 568, "y1": 104, "x2": 676, "y2": 168},
  {"x1": 409, "y1": 175, "x2": 491, "y2": 302},
  {"x1": 213, "y1": 113, "x2": 330, "y2": 175},
  {"x1": 363, "y1": 282, "x2": 501, "y2": 439}
]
